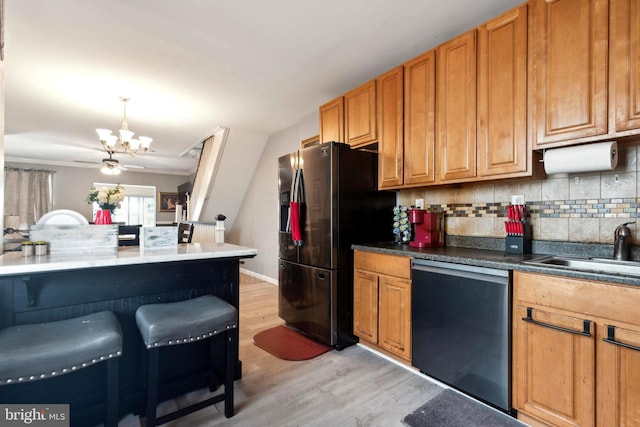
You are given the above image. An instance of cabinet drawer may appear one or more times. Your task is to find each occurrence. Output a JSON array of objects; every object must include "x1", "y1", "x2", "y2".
[
  {"x1": 514, "y1": 271, "x2": 640, "y2": 325},
  {"x1": 354, "y1": 251, "x2": 411, "y2": 279}
]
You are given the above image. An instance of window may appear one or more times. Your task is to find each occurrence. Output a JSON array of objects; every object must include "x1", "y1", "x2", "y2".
[
  {"x1": 92, "y1": 183, "x2": 156, "y2": 226},
  {"x1": 5, "y1": 167, "x2": 55, "y2": 229}
]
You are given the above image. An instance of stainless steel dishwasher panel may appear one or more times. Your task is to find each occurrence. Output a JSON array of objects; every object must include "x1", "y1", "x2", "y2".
[{"x1": 411, "y1": 259, "x2": 512, "y2": 413}]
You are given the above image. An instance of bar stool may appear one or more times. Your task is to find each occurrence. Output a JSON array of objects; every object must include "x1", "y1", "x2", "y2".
[
  {"x1": 0, "y1": 311, "x2": 123, "y2": 427},
  {"x1": 135, "y1": 294, "x2": 237, "y2": 426}
]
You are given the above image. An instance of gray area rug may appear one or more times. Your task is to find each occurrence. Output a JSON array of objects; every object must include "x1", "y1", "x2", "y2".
[{"x1": 402, "y1": 389, "x2": 526, "y2": 427}]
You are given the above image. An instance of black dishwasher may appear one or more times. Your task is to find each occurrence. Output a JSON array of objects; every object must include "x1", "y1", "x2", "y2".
[{"x1": 411, "y1": 259, "x2": 512, "y2": 414}]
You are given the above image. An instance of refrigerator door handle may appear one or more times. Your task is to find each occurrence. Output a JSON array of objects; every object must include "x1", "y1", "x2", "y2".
[
  {"x1": 286, "y1": 168, "x2": 299, "y2": 234},
  {"x1": 290, "y1": 168, "x2": 305, "y2": 246}
]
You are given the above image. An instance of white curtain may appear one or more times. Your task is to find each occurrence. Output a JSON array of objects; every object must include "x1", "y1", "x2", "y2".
[{"x1": 4, "y1": 167, "x2": 54, "y2": 229}]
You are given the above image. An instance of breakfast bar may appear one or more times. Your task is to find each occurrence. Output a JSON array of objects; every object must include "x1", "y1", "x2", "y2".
[{"x1": 0, "y1": 242, "x2": 257, "y2": 426}]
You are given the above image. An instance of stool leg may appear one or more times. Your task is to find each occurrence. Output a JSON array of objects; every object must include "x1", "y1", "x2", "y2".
[
  {"x1": 145, "y1": 348, "x2": 160, "y2": 427},
  {"x1": 138, "y1": 344, "x2": 149, "y2": 417},
  {"x1": 208, "y1": 338, "x2": 219, "y2": 392},
  {"x1": 225, "y1": 330, "x2": 235, "y2": 418},
  {"x1": 106, "y1": 357, "x2": 119, "y2": 427}
]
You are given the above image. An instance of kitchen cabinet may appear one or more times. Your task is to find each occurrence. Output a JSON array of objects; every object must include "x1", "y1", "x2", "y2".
[
  {"x1": 513, "y1": 271, "x2": 640, "y2": 427},
  {"x1": 477, "y1": 4, "x2": 530, "y2": 178},
  {"x1": 529, "y1": 0, "x2": 609, "y2": 148},
  {"x1": 436, "y1": 29, "x2": 477, "y2": 182},
  {"x1": 353, "y1": 251, "x2": 411, "y2": 361},
  {"x1": 345, "y1": 79, "x2": 377, "y2": 147},
  {"x1": 613, "y1": 0, "x2": 640, "y2": 132},
  {"x1": 353, "y1": 269, "x2": 379, "y2": 344},
  {"x1": 378, "y1": 66, "x2": 405, "y2": 189},
  {"x1": 597, "y1": 322, "x2": 640, "y2": 426},
  {"x1": 320, "y1": 3, "x2": 541, "y2": 187},
  {"x1": 402, "y1": 50, "x2": 436, "y2": 187},
  {"x1": 319, "y1": 96, "x2": 344, "y2": 144},
  {"x1": 378, "y1": 51, "x2": 438, "y2": 190}
]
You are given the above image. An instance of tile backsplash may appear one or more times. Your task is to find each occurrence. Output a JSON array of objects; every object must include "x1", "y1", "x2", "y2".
[{"x1": 397, "y1": 142, "x2": 640, "y2": 245}]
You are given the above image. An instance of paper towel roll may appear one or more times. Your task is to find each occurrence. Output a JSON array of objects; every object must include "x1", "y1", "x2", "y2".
[
  {"x1": 543, "y1": 141, "x2": 618, "y2": 174},
  {"x1": 175, "y1": 204, "x2": 183, "y2": 223}
]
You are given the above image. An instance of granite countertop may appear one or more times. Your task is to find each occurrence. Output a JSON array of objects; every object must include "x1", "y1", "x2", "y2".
[
  {"x1": 352, "y1": 242, "x2": 640, "y2": 287},
  {"x1": 0, "y1": 242, "x2": 257, "y2": 276}
]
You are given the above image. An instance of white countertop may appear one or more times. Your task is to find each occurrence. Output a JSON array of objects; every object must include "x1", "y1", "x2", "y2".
[{"x1": 0, "y1": 242, "x2": 257, "y2": 276}]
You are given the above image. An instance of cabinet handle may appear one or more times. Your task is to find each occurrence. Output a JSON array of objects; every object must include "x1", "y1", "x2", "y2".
[
  {"x1": 522, "y1": 307, "x2": 591, "y2": 337},
  {"x1": 603, "y1": 325, "x2": 640, "y2": 352}
]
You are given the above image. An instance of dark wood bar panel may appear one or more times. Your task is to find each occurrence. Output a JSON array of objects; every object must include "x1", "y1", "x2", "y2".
[{"x1": 0, "y1": 243, "x2": 256, "y2": 426}]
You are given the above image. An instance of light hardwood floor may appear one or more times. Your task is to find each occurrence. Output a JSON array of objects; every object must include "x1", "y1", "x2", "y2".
[{"x1": 119, "y1": 274, "x2": 443, "y2": 426}]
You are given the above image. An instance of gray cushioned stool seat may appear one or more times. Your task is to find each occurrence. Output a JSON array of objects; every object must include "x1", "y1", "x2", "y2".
[
  {"x1": 0, "y1": 311, "x2": 123, "y2": 384},
  {"x1": 135, "y1": 295, "x2": 238, "y2": 425},
  {"x1": 135, "y1": 294, "x2": 237, "y2": 348}
]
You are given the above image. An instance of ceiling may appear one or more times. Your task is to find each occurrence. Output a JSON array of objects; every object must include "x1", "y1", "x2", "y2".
[{"x1": 4, "y1": 0, "x2": 524, "y2": 175}]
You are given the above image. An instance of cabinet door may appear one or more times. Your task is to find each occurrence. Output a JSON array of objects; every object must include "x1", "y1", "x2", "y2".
[
  {"x1": 437, "y1": 29, "x2": 477, "y2": 182},
  {"x1": 530, "y1": 0, "x2": 609, "y2": 147},
  {"x1": 514, "y1": 305, "x2": 595, "y2": 427},
  {"x1": 378, "y1": 276, "x2": 411, "y2": 360},
  {"x1": 613, "y1": 0, "x2": 640, "y2": 132},
  {"x1": 597, "y1": 323, "x2": 640, "y2": 426},
  {"x1": 353, "y1": 269, "x2": 379, "y2": 344},
  {"x1": 404, "y1": 50, "x2": 436, "y2": 186},
  {"x1": 378, "y1": 66, "x2": 404, "y2": 189},
  {"x1": 319, "y1": 96, "x2": 344, "y2": 144},
  {"x1": 345, "y1": 80, "x2": 377, "y2": 147},
  {"x1": 477, "y1": 5, "x2": 528, "y2": 177}
]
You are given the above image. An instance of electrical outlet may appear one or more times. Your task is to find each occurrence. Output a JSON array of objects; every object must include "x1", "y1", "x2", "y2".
[
  {"x1": 511, "y1": 194, "x2": 525, "y2": 205},
  {"x1": 415, "y1": 198, "x2": 424, "y2": 209}
]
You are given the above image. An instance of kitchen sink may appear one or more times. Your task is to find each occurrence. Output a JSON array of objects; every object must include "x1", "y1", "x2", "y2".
[{"x1": 523, "y1": 255, "x2": 640, "y2": 277}]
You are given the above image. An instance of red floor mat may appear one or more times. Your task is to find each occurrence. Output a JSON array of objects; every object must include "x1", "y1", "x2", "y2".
[{"x1": 253, "y1": 325, "x2": 332, "y2": 361}]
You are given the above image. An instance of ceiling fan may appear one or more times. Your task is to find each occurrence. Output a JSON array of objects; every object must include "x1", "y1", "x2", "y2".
[{"x1": 74, "y1": 152, "x2": 144, "y2": 175}]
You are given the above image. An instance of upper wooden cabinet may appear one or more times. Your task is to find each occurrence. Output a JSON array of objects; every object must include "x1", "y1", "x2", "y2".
[
  {"x1": 437, "y1": 29, "x2": 477, "y2": 182},
  {"x1": 377, "y1": 66, "x2": 405, "y2": 188},
  {"x1": 345, "y1": 80, "x2": 377, "y2": 147},
  {"x1": 529, "y1": 0, "x2": 609, "y2": 148},
  {"x1": 477, "y1": 5, "x2": 529, "y2": 178},
  {"x1": 403, "y1": 50, "x2": 436, "y2": 187},
  {"x1": 319, "y1": 96, "x2": 345, "y2": 144},
  {"x1": 613, "y1": 0, "x2": 640, "y2": 132},
  {"x1": 378, "y1": 51, "x2": 437, "y2": 190}
]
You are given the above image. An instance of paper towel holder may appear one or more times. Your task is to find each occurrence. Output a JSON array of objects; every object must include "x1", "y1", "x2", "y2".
[
  {"x1": 539, "y1": 146, "x2": 618, "y2": 160},
  {"x1": 541, "y1": 141, "x2": 618, "y2": 174}
]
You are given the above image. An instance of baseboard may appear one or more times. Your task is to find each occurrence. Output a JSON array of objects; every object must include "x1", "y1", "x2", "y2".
[{"x1": 240, "y1": 267, "x2": 278, "y2": 285}]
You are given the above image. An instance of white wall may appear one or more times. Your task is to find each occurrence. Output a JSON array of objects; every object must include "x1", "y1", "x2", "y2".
[
  {"x1": 200, "y1": 128, "x2": 267, "y2": 231},
  {"x1": 227, "y1": 111, "x2": 318, "y2": 281},
  {"x1": 5, "y1": 162, "x2": 188, "y2": 224}
]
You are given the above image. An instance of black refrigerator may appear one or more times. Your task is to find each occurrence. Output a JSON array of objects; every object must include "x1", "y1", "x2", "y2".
[{"x1": 278, "y1": 142, "x2": 395, "y2": 348}]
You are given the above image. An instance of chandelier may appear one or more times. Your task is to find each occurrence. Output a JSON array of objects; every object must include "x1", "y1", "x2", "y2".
[{"x1": 96, "y1": 97, "x2": 152, "y2": 156}]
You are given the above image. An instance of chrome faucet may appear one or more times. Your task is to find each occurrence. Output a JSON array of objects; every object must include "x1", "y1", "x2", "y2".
[{"x1": 613, "y1": 221, "x2": 635, "y2": 261}]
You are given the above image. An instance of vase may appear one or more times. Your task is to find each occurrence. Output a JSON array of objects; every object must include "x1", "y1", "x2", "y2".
[{"x1": 94, "y1": 209, "x2": 112, "y2": 225}]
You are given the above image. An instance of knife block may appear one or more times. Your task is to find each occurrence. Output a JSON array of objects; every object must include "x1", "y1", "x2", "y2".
[{"x1": 505, "y1": 223, "x2": 532, "y2": 255}]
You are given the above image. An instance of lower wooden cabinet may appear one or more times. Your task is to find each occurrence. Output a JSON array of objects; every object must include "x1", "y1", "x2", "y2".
[
  {"x1": 597, "y1": 323, "x2": 640, "y2": 426},
  {"x1": 514, "y1": 271, "x2": 640, "y2": 427},
  {"x1": 353, "y1": 251, "x2": 411, "y2": 361},
  {"x1": 514, "y1": 304, "x2": 595, "y2": 427}
]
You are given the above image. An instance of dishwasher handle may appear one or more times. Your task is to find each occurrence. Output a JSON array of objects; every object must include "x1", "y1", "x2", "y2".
[{"x1": 412, "y1": 261, "x2": 508, "y2": 285}]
